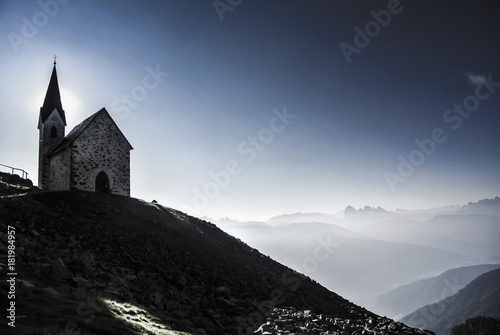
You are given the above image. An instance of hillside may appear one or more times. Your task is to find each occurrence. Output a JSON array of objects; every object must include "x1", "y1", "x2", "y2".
[
  {"x1": 401, "y1": 268, "x2": 500, "y2": 335},
  {"x1": 374, "y1": 264, "x2": 500, "y2": 319},
  {"x1": 0, "y1": 172, "x2": 36, "y2": 195},
  {"x1": 450, "y1": 316, "x2": 500, "y2": 335},
  {"x1": 0, "y1": 175, "x2": 433, "y2": 334}
]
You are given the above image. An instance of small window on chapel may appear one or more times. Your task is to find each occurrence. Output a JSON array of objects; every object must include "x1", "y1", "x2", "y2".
[{"x1": 50, "y1": 126, "x2": 57, "y2": 138}]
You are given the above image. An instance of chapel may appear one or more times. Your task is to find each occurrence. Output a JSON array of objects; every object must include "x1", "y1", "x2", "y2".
[{"x1": 38, "y1": 60, "x2": 133, "y2": 196}]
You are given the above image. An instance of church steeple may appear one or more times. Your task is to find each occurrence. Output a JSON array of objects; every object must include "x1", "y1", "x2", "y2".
[
  {"x1": 38, "y1": 59, "x2": 66, "y2": 128},
  {"x1": 38, "y1": 58, "x2": 67, "y2": 189}
]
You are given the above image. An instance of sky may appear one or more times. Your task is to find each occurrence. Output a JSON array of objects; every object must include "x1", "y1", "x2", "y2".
[{"x1": 1, "y1": 0, "x2": 499, "y2": 221}]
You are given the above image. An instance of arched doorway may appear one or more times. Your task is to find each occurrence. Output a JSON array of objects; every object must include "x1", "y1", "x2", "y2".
[{"x1": 95, "y1": 171, "x2": 110, "y2": 193}]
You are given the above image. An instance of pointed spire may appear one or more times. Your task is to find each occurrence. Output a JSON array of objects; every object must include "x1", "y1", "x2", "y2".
[{"x1": 40, "y1": 60, "x2": 66, "y2": 126}]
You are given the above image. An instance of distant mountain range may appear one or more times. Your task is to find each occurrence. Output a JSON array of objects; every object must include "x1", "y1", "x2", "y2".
[
  {"x1": 344, "y1": 196, "x2": 500, "y2": 220},
  {"x1": 401, "y1": 267, "x2": 500, "y2": 335},
  {"x1": 459, "y1": 196, "x2": 500, "y2": 216},
  {"x1": 266, "y1": 212, "x2": 339, "y2": 225},
  {"x1": 248, "y1": 196, "x2": 500, "y2": 224},
  {"x1": 217, "y1": 196, "x2": 500, "y2": 312},
  {"x1": 375, "y1": 264, "x2": 500, "y2": 319},
  {"x1": 344, "y1": 205, "x2": 398, "y2": 222}
]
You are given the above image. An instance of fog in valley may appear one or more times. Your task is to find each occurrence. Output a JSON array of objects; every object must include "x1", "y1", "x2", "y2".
[{"x1": 216, "y1": 197, "x2": 500, "y2": 320}]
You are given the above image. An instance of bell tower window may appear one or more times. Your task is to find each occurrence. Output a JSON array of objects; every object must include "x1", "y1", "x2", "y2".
[{"x1": 50, "y1": 125, "x2": 57, "y2": 138}]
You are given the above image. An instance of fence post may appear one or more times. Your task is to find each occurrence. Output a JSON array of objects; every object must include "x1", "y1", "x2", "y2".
[{"x1": 0, "y1": 164, "x2": 29, "y2": 180}]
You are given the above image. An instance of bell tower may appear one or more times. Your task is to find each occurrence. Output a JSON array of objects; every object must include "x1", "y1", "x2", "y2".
[{"x1": 38, "y1": 57, "x2": 66, "y2": 189}]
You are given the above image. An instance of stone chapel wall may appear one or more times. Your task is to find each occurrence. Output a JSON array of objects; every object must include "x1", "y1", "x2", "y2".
[
  {"x1": 70, "y1": 112, "x2": 131, "y2": 196},
  {"x1": 48, "y1": 147, "x2": 71, "y2": 190}
]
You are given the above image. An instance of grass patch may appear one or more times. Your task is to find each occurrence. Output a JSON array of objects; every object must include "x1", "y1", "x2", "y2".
[{"x1": 103, "y1": 299, "x2": 192, "y2": 335}]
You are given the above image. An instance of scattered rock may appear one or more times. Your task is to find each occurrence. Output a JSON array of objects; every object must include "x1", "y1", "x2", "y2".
[
  {"x1": 42, "y1": 287, "x2": 60, "y2": 296},
  {"x1": 17, "y1": 279, "x2": 36, "y2": 289},
  {"x1": 51, "y1": 257, "x2": 72, "y2": 280},
  {"x1": 252, "y1": 308, "x2": 433, "y2": 335},
  {"x1": 71, "y1": 276, "x2": 92, "y2": 289}
]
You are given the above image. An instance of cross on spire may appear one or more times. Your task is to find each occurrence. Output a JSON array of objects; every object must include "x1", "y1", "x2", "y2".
[
  {"x1": 40, "y1": 59, "x2": 66, "y2": 126},
  {"x1": 53, "y1": 55, "x2": 57, "y2": 65}
]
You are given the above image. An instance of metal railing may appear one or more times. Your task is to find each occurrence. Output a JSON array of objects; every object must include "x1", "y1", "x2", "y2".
[{"x1": 0, "y1": 164, "x2": 29, "y2": 179}]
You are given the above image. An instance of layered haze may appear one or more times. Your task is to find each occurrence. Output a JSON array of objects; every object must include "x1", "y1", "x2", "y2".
[{"x1": 217, "y1": 197, "x2": 500, "y2": 317}]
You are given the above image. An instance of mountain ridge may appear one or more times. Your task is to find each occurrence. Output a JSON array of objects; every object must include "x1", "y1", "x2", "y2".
[
  {"x1": 375, "y1": 264, "x2": 500, "y2": 319},
  {"x1": 401, "y1": 267, "x2": 500, "y2": 335},
  {"x1": 215, "y1": 196, "x2": 500, "y2": 225}
]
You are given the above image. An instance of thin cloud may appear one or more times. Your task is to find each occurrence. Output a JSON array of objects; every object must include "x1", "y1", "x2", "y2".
[{"x1": 466, "y1": 73, "x2": 487, "y2": 87}]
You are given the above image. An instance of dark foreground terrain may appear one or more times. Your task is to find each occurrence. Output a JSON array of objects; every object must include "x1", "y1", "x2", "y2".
[{"x1": 0, "y1": 173, "x2": 434, "y2": 334}]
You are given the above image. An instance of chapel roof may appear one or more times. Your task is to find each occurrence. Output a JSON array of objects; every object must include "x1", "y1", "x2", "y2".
[{"x1": 49, "y1": 108, "x2": 133, "y2": 156}]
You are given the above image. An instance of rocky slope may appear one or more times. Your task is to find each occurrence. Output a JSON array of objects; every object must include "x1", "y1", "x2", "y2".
[{"x1": 0, "y1": 173, "x2": 434, "y2": 334}]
